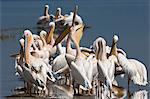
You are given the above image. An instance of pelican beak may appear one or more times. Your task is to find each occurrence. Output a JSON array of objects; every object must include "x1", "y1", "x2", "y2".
[
  {"x1": 47, "y1": 25, "x2": 55, "y2": 44},
  {"x1": 73, "y1": 24, "x2": 84, "y2": 44},
  {"x1": 25, "y1": 34, "x2": 32, "y2": 64},
  {"x1": 53, "y1": 24, "x2": 84, "y2": 47},
  {"x1": 53, "y1": 5, "x2": 79, "y2": 47},
  {"x1": 10, "y1": 53, "x2": 20, "y2": 58},
  {"x1": 27, "y1": 34, "x2": 32, "y2": 46},
  {"x1": 110, "y1": 40, "x2": 118, "y2": 57},
  {"x1": 53, "y1": 25, "x2": 71, "y2": 47},
  {"x1": 55, "y1": 8, "x2": 60, "y2": 19}
]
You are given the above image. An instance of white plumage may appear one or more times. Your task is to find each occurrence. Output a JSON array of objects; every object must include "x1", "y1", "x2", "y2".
[{"x1": 117, "y1": 53, "x2": 148, "y2": 86}]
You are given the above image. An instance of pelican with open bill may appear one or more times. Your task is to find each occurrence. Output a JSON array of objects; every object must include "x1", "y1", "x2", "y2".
[{"x1": 53, "y1": 5, "x2": 78, "y2": 47}]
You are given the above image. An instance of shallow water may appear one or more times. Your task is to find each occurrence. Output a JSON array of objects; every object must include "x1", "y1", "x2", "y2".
[{"x1": 0, "y1": 0, "x2": 150, "y2": 99}]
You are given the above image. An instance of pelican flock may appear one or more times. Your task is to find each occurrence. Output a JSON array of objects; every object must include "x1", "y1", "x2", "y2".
[{"x1": 11, "y1": 5, "x2": 148, "y2": 98}]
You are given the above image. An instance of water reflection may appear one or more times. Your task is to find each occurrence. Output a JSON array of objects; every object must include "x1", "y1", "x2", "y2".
[
  {"x1": 0, "y1": 34, "x2": 15, "y2": 41},
  {"x1": 6, "y1": 82, "x2": 148, "y2": 99},
  {"x1": 128, "y1": 90, "x2": 148, "y2": 99}
]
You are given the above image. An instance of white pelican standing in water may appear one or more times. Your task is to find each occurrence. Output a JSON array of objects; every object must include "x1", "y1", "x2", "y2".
[
  {"x1": 24, "y1": 30, "x2": 56, "y2": 82},
  {"x1": 51, "y1": 25, "x2": 87, "y2": 87},
  {"x1": 13, "y1": 35, "x2": 46, "y2": 94},
  {"x1": 37, "y1": 5, "x2": 51, "y2": 34},
  {"x1": 51, "y1": 6, "x2": 82, "y2": 74},
  {"x1": 117, "y1": 53, "x2": 148, "y2": 87},
  {"x1": 14, "y1": 39, "x2": 46, "y2": 94},
  {"x1": 53, "y1": 6, "x2": 99, "y2": 94},
  {"x1": 53, "y1": 6, "x2": 92, "y2": 91},
  {"x1": 14, "y1": 38, "x2": 26, "y2": 87},
  {"x1": 55, "y1": 24, "x2": 97, "y2": 94},
  {"x1": 52, "y1": 24, "x2": 95, "y2": 89},
  {"x1": 112, "y1": 35, "x2": 148, "y2": 89},
  {"x1": 54, "y1": 6, "x2": 83, "y2": 27},
  {"x1": 92, "y1": 37, "x2": 116, "y2": 97},
  {"x1": 66, "y1": 25, "x2": 92, "y2": 91}
]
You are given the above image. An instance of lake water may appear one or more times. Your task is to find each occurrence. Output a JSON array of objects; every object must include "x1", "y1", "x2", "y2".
[{"x1": 0, "y1": 0, "x2": 150, "y2": 99}]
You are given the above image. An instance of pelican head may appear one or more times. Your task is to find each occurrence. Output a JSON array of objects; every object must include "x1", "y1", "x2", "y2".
[
  {"x1": 24, "y1": 30, "x2": 32, "y2": 38},
  {"x1": 92, "y1": 37, "x2": 107, "y2": 60},
  {"x1": 44, "y1": 4, "x2": 49, "y2": 16},
  {"x1": 40, "y1": 30, "x2": 47, "y2": 39},
  {"x1": 46, "y1": 22, "x2": 55, "y2": 44},
  {"x1": 57, "y1": 7, "x2": 61, "y2": 13},
  {"x1": 24, "y1": 30, "x2": 34, "y2": 48},
  {"x1": 113, "y1": 35, "x2": 119, "y2": 43},
  {"x1": 92, "y1": 37, "x2": 106, "y2": 52},
  {"x1": 33, "y1": 34, "x2": 40, "y2": 40},
  {"x1": 55, "y1": 7, "x2": 62, "y2": 19},
  {"x1": 49, "y1": 22, "x2": 55, "y2": 28},
  {"x1": 110, "y1": 35, "x2": 119, "y2": 56},
  {"x1": 48, "y1": 22, "x2": 55, "y2": 35},
  {"x1": 24, "y1": 30, "x2": 33, "y2": 47},
  {"x1": 45, "y1": 5, "x2": 49, "y2": 9}
]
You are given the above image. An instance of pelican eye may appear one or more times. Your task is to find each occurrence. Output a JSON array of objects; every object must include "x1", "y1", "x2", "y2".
[{"x1": 75, "y1": 22, "x2": 79, "y2": 25}]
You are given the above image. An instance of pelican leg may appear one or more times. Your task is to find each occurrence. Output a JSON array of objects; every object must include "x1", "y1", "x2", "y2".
[
  {"x1": 33, "y1": 87, "x2": 36, "y2": 94},
  {"x1": 109, "y1": 88, "x2": 112, "y2": 98},
  {"x1": 23, "y1": 81, "x2": 27, "y2": 93},
  {"x1": 72, "y1": 80, "x2": 76, "y2": 95},
  {"x1": 95, "y1": 82, "x2": 98, "y2": 97},
  {"x1": 24, "y1": 81, "x2": 26, "y2": 89},
  {"x1": 97, "y1": 80, "x2": 100, "y2": 98},
  {"x1": 127, "y1": 89, "x2": 130, "y2": 99},
  {"x1": 37, "y1": 88, "x2": 40, "y2": 95},
  {"x1": 87, "y1": 89, "x2": 92, "y2": 95},
  {"x1": 41, "y1": 88, "x2": 44, "y2": 96},
  {"x1": 81, "y1": 88, "x2": 84, "y2": 95},
  {"x1": 68, "y1": 74, "x2": 72, "y2": 87},
  {"x1": 29, "y1": 85, "x2": 32, "y2": 96},
  {"x1": 77, "y1": 84, "x2": 80, "y2": 95},
  {"x1": 91, "y1": 80, "x2": 95, "y2": 95},
  {"x1": 26, "y1": 83, "x2": 30, "y2": 94},
  {"x1": 65, "y1": 74, "x2": 68, "y2": 85},
  {"x1": 100, "y1": 81, "x2": 103, "y2": 99},
  {"x1": 65, "y1": 73, "x2": 70, "y2": 85},
  {"x1": 42, "y1": 88, "x2": 44, "y2": 96},
  {"x1": 128, "y1": 76, "x2": 130, "y2": 90},
  {"x1": 43, "y1": 89, "x2": 46, "y2": 96},
  {"x1": 36, "y1": 88, "x2": 39, "y2": 95},
  {"x1": 69, "y1": 70, "x2": 73, "y2": 87},
  {"x1": 73, "y1": 85, "x2": 76, "y2": 95},
  {"x1": 96, "y1": 86, "x2": 98, "y2": 97}
]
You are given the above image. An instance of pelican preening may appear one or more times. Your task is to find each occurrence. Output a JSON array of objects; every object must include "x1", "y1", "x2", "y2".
[
  {"x1": 109, "y1": 35, "x2": 148, "y2": 86},
  {"x1": 11, "y1": 5, "x2": 148, "y2": 98},
  {"x1": 92, "y1": 37, "x2": 115, "y2": 97}
]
